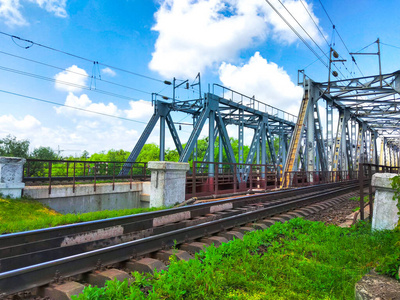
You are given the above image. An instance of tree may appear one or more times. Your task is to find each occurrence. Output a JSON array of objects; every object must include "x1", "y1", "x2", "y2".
[
  {"x1": 0, "y1": 135, "x2": 30, "y2": 158},
  {"x1": 30, "y1": 146, "x2": 60, "y2": 160},
  {"x1": 26, "y1": 146, "x2": 60, "y2": 177},
  {"x1": 136, "y1": 144, "x2": 160, "y2": 162},
  {"x1": 81, "y1": 150, "x2": 90, "y2": 160}
]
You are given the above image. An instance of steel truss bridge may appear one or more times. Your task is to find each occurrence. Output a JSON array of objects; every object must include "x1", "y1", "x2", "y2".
[{"x1": 122, "y1": 70, "x2": 400, "y2": 189}]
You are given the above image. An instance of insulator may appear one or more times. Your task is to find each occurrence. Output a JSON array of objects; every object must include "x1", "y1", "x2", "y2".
[
  {"x1": 162, "y1": 96, "x2": 169, "y2": 100},
  {"x1": 333, "y1": 50, "x2": 339, "y2": 58},
  {"x1": 164, "y1": 80, "x2": 172, "y2": 85},
  {"x1": 332, "y1": 71, "x2": 338, "y2": 77}
]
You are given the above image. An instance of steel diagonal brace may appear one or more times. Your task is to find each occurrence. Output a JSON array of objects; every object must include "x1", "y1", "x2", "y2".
[
  {"x1": 120, "y1": 113, "x2": 160, "y2": 175},
  {"x1": 266, "y1": 119, "x2": 276, "y2": 165},
  {"x1": 179, "y1": 106, "x2": 211, "y2": 162},
  {"x1": 243, "y1": 120, "x2": 264, "y2": 182},
  {"x1": 200, "y1": 125, "x2": 219, "y2": 169},
  {"x1": 215, "y1": 112, "x2": 241, "y2": 182},
  {"x1": 166, "y1": 113, "x2": 183, "y2": 156}
]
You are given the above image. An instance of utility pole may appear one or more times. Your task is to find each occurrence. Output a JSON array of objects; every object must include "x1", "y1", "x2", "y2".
[{"x1": 350, "y1": 38, "x2": 382, "y2": 87}]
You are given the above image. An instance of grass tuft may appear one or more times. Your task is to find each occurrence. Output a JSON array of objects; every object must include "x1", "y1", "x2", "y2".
[
  {"x1": 0, "y1": 197, "x2": 166, "y2": 234},
  {"x1": 72, "y1": 218, "x2": 400, "y2": 299}
]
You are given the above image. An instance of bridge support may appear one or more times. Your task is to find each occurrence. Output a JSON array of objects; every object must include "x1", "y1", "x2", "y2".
[
  {"x1": 0, "y1": 157, "x2": 25, "y2": 198},
  {"x1": 371, "y1": 173, "x2": 399, "y2": 230},
  {"x1": 147, "y1": 161, "x2": 190, "y2": 207}
]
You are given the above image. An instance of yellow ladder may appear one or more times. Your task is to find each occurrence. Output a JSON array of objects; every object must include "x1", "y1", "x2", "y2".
[{"x1": 281, "y1": 90, "x2": 309, "y2": 188}]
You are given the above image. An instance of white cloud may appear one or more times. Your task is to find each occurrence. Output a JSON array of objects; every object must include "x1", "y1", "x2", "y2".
[
  {"x1": 0, "y1": 0, "x2": 27, "y2": 26},
  {"x1": 0, "y1": 111, "x2": 185, "y2": 155},
  {"x1": 218, "y1": 52, "x2": 303, "y2": 114},
  {"x1": 55, "y1": 92, "x2": 121, "y2": 120},
  {"x1": 101, "y1": 67, "x2": 116, "y2": 77},
  {"x1": 54, "y1": 65, "x2": 88, "y2": 92},
  {"x1": 0, "y1": 114, "x2": 41, "y2": 131},
  {"x1": 0, "y1": 0, "x2": 67, "y2": 26},
  {"x1": 150, "y1": 0, "x2": 325, "y2": 78},
  {"x1": 30, "y1": 0, "x2": 67, "y2": 18},
  {"x1": 124, "y1": 100, "x2": 154, "y2": 120}
]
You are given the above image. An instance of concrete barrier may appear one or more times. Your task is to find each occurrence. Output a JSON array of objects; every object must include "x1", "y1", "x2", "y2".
[
  {"x1": 371, "y1": 173, "x2": 399, "y2": 230},
  {"x1": 0, "y1": 156, "x2": 25, "y2": 198},
  {"x1": 23, "y1": 182, "x2": 148, "y2": 214},
  {"x1": 148, "y1": 161, "x2": 190, "y2": 207}
]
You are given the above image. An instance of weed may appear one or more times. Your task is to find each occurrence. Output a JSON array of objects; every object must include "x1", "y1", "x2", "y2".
[
  {"x1": 0, "y1": 197, "x2": 167, "y2": 234},
  {"x1": 349, "y1": 196, "x2": 370, "y2": 203},
  {"x1": 72, "y1": 218, "x2": 400, "y2": 299}
]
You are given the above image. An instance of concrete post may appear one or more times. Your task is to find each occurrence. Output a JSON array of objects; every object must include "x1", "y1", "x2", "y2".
[
  {"x1": 371, "y1": 173, "x2": 399, "y2": 230},
  {"x1": 148, "y1": 161, "x2": 190, "y2": 207},
  {"x1": 0, "y1": 157, "x2": 26, "y2": 198}
]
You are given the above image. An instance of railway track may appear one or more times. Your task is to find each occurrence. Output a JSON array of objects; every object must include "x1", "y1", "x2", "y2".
[{"x1": 0, "y1": 180, "x2": 363, "y2": 298}]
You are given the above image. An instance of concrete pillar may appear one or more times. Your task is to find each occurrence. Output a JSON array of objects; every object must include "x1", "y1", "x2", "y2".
[
  {"x1": 148, "y1": 161, "x2": 190, "y2": 207},
  {"x1": 0, "y1": 157, "x2": 26, "y2": 198},
  {"x1": 371, "y1": 173, "x2": 399, "y2": 230}
]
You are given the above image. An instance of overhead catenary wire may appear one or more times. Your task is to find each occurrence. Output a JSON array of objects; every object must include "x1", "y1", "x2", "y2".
[
  {"x1": 265, "y1": 0, "x2": 347, "y2": 80},
  {"x1": 276, "y1": 0, "x2": 330, "y2": 61},
  {"x1": 381, "y1": 42, "x2": 400, "y2": 50},
  {"x1": 264, "y1": 0, "x2": 328, "y2": 69},
  {"x1": 0, "y1": 65, "x2": 145, "y2": 102},
  {"x1": 0, "y1": 89, "x2": 148, "y2": 124},
  {"x1": 0, "y1": 31, "x2": 171, "y2": 85},
  {"x1": 317, "y1": 0, "x2": 364, "y2": 77},
  {"x1": 299, "y1": 0, "x2": 330, "y2": 48},
  {"x1": 0, "y1": 50, "x2": 153, "y2": 96}
]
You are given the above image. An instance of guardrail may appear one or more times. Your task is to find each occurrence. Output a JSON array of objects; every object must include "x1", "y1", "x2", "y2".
[
  {"x1": 358, "y1": 163, "x2": 399, "y2": 221},
  {"x1": 23, "y1": 159, "x2": 149, "y2": 194},
  {"x1": 283, "y1": 170, "x2": 358, "y2": 188},
  {"x1": 186, "y1": 161, "x2": 277, "y2": 199},
  {"x1": 212, "y1": 84, "x2": 297, "y2": 124}
]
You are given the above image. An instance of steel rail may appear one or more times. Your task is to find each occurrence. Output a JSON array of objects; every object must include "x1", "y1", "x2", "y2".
[
  {"x1": 0, "y1": 182, "x2": 361, "y2": 296},
  {"x1": 0, "y1": 181, "x2": 353, "y2": 250},
  {"x1": 0, "y1": 183, "x2": 354, "y2": 272}
]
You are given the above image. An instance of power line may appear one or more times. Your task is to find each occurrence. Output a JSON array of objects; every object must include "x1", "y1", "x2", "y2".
[
  {"x1": 0, "y1": 50, "x2": 153, "y2": 96},
  {"x1": 381, "y1": 42, "x2": 400, "y2": 50},
  {"x1": 264, "y1": 0, "x2": 328, "y2": 69},
  {"x1": 317, "y1": 0, "x2": 364, "y2": 77},
  {"x1": 276, "y1": 0, "x2": 329, "y2": 61},
  {"x1": 354, "y1": 41, "x2": 377, "y2": 53},
  {"x1": 266, "y1": 0, "x2": 348, "y2": 79},
  {"x1": 0, "y1": 89, "x2": 148, "y2": 124},
  {"x1": 0, "y1": 31, "x2": 172, "y2": 85},
  {"x1": 0, "y1": 64, "x2": 144, "y2": 102},
  {"x1": 299, "y1": 0, "x2": 330, "y2": 48}
]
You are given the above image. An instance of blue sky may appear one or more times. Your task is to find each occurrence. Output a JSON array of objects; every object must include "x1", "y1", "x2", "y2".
[{"x1": 0, "y1": 0, "x2": 399, "y2": 156}]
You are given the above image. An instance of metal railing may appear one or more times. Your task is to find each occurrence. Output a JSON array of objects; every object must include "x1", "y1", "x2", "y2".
[
  {"x1": 23, "y1": 159, "x2": 150, "y2": 194},
  {"x1": 186, "y1": 161, "x2": 277, "y2": 199},
  {"x1": 358, "y1": 163, "x2": 399, "y2": 221},
  {"x1": 213, "y1": 84, "x2": 297, "y2": 124},
  {"x1": 283, "y1": 170, "x2": 358, "y2": 188}
]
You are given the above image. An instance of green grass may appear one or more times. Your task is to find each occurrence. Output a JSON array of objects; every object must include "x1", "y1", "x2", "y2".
[
  {"x1": 349, "y1": 196, "x2": 370, "y2": 203},
  {"x1": 0, "y1": 197, "x2": 166, "y2": 234},
  {"x1": 72, "y1": 218, "x2": 400, "y2": 300}
]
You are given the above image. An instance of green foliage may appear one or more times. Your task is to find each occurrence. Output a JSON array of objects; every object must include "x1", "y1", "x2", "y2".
[
  {"x1": 72, "y1": 219, "x2": 400, "y2": 299},
  {"x1": 0, "y1": 197, "x2": 167, "y2": 234},
  {"x1": 0, "y1": 135, "x2": 30, "y2": 158},
  {"x1": 390, "y1": 175, "x2": 400, "y2": 219},
  {"x1": 376, "y1": 250, "x2": 400, "y2": 280},
  {"x1": 349, "y1": 196, "x2": 370, "y2": 203}
]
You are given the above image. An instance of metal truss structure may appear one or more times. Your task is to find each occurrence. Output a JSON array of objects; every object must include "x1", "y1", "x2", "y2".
[
  {"x1": 121, "y1": 83, "x2": 297, "y2": 186},
  {"x1": 282, "y1": 70, "x2": 400, "y2": 187},
  {"x1": 121, "y1": 70, "x2": 400, "y2": 191}
]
